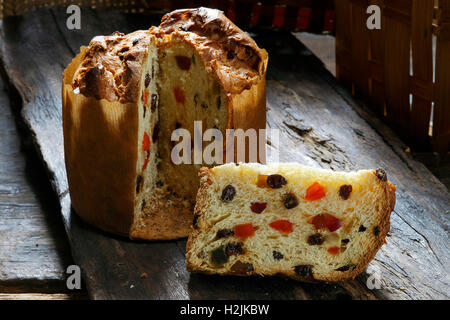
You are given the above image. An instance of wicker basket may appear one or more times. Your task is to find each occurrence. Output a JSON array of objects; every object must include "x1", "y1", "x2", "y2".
[
  {"x1": 0, "y1": 0, "x2": 336, "y2": 32},
  {"x1": 336, "y1": 0, "x2": 450, "y2": 153}
]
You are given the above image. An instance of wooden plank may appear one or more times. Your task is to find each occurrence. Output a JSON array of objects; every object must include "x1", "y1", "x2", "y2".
[
  {"x1": 0, "y1": 71, "x2": 73, "y2": 293},
  {"x1": 350, "y1": 0, "x2": 370, "y2": 98},
  {"x1": 433, "y1": 0, "x2": 450, "y2": 153},
  {"x1": 0, "y1": 8, "x2": 448, "y2": 300},
  {"x1": 384, "y1": 1, "x2": 411, "y2": 141},
  {"x1": 410, "y1": 0, "x2": 433, "y2": 151},
  {"x1": 368, "y1": 0, "x2": 386, "y2": 117},
  {"x1": 335, "y1": 0, "x2": 353, "y2": 87},
  {"x1": 0, "y1": 293, "x2": 86, "y2": 300}
]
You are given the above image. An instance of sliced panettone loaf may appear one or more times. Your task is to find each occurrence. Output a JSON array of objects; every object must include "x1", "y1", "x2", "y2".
[
  {"x1": 62, "y1": 8, "x2": 267, "y2": 239},
  {"x1": 186, "y1": 163, "x2": 396, "y2": 282}
]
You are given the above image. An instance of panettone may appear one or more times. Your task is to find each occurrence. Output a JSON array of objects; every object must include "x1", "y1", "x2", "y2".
[
  {"x1": 186, "y1": 163, "x2": 396, "y2": 282},
  {"x1": 62, "y1": 8, "x2": 268, "y2": 239}
]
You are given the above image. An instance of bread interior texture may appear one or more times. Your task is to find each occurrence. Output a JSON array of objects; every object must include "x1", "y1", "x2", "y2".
[
  {"x1": 132, "y1": 38, "x2": 229, "y2": 232},
  {"x1": 158, "y1": 38, "x2": 228, "y2": 201},
  {"x1": 187, "y1": 163, "x2": 393, "y2": 281}
]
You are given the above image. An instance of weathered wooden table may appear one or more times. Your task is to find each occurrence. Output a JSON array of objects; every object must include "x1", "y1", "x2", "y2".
[{"x1": 0, "y1": 8, "x2": 448, "y2": 299}]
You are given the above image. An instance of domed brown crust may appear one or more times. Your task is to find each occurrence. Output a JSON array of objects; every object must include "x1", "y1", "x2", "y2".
[
  {"x1": 157, "y1": 7, "x2": 268, "y2": 94},
  {"x1": 72, "y1": 7, "x2": 268, "y2": 102},
  {"x1": 72, "y1": 30, "x2": 151, "y2": 103}
]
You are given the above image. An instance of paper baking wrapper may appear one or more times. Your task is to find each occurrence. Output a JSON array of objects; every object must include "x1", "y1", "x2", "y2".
[{"x1": 62, "y1": 47, "x2": 138, "y2": 236}]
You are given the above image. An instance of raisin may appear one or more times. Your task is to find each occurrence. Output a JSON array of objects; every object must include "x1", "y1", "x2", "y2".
[
  {"x1": 216, "y1": 229, "x2": 234, "y2": 239},
  {"x1": 151, "y1": 94, "x2": 158, "y2": 112},
  {"x1": 221, "y1": 185, "x2": 236, "y2": 202},
  {"x1": 267, "y1": 174, "x2": 287, "y2": 188},
  {"x1": 175, "y1": 55, "x2": 191, "y2": 70},
  {"x1": 136, "y1": 175, "x2": 143, "y2": 193},
  {"x1": 141, "y1": 199, "x2": 146, "y2": 211},
  {"x1": 284, "y1": 194, "x2": 298, "y2": 209},
  {"x1": 217, "y1": 96, "x2": 221, "y2": 109},
  {"x1": 341, "y1": 238, "x2": 350, "y2": 244},
  {"x1": 156, "y1": 180, "x2": 163, "y2": 188},
  {"x1": 145, "y1": 73, "x2": 150, "y2": 88},
  {"x1": 192, "y1": 214, "x2": 199, "y2": 228},
  {"x1": 307, "y1": 233, "x2": 324, "y2": 245},
  {"x1": 152, "y1": 122, "x2": 159, "y2": 142},
  {"x1": 225, "y1": 242, "x2": 244, "y2": 256},
  {"x1": 373, "y1": 226, "x2": 380, "y2": 237},
  {"x1": 124, "y1": 53, "x2": 135, "y2": 61},
  {"x1": 294, "y1": 265, "x2": 313, "y2": 278},
  {"x1": 376, "y1": 168, "x2": 387, "y2": 181},
  {"x1": 335, "y1": 264, "x2": 354, "y2": 272},
  {"x1": 273, "y1": 251, "x2": 284, "y2": 260},
  {"x1": 245, "y1": 46, "x2": 253, "y2": 57},
  {"x1": 227, "y1": 51, "x2": 236, "y2": 59},
  {"x1": 250, "y1": 202, "x2": 267, "y2": 213},
  {"x1": 230, "y1": 261, "x2": 254, "y2": 274},
  {"x1": 359, "y1": 225, "x2": 366, "y2": 232},
  {"x1": 339, "y1": 184, "x2": 352, "y2": 200},
  {"x1": 194, "y1": 94, "x2": 199, "y2": 105},
  {"x1": 211, "y1": 246, "x2": 228, "y2": 265},
  {"x1": 132, "y1": 38, "x2": 140, "y2": 46}
]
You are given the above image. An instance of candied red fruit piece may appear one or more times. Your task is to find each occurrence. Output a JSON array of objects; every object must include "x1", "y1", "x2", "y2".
[
  {"x1": 142, "y1": 90, "x2": 149, "y2": 106},
  {"x1": 327, "y1": 246, "x2": 340, "y2": 255},
  {"x1": 142, "y1": 132, "x2": 150, "y2": 151},
  {"x1": 307, "y1": 213, "x2": 343, "y2": 232},
  {"x1": 233, "y1": 223, "x2": 255, "y2": 238},
  {"x1": 250, "y1": 202, "x2": 267, "y2": 213},
  {"x1": 142, "y1": 158, "x2": 149, "y2": 171},
  {"x1": 269, "y1": 220, "x2": 293, "y2": 234},
  {"x1": 173, "y1": 87, "x2": 185, "y2": 104},
  {"x1": 305, "y1": 182, "x2": 326, "y2": 201}
]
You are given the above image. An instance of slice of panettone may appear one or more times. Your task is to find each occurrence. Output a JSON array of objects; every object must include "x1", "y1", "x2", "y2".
[{"x1": 186, "y1": 163, "x2": 396, "y2": 282}]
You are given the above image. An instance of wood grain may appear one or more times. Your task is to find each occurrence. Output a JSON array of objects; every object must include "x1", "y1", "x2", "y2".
[
  {"x1": 0, "y1": 69, "x2": 73, "y2": 293},
  {"x1": 433, "y1": 0, "x2": 450, "y2": 153},
  {"x1": 0, "y1": 8, "x2": 448, "y2": 299},
  {"x1": 410, "y1": 0, "x2": 433, "y2": 150}
]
